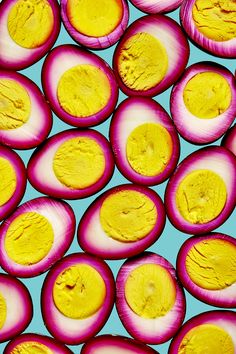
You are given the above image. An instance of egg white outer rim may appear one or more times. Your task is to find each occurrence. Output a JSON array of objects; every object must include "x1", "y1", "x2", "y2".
[
  {"x1": 130, "y1": 0, "x2": 183, "y2": 14},
  {"x1": 222, "y1": 125, "x2": 236, "y2": 156}
]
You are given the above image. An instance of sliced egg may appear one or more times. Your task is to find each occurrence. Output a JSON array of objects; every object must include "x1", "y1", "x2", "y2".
[
  {"x1": 222, "y1": 124, "x2": 236, "y2": 156},
  {"x1": 130, "y1": 0, "x2": 183, "y2": 14}
]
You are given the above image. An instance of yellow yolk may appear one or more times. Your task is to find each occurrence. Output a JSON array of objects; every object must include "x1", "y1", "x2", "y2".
[
  {"x1": 178, "y1": 324, "x2": 234, "y2": 354},
  {"x1": 11, "y1": 342, "x2": 52, "y2": 354},
  {"x1": 126, "y1": 123, "x2": 173, "y2": 176},
  {"x1": 7, "y1": 0, "x2": 54, "y2": 49},
  {"x1": 0, "y1": 292, "x2": 7, "y2": 330},
  {"x1": 125, "y1": 264, "x2": 176, "y2": 318},
  {"x1": 176, "y1": 170, "x2": 227, "y2": 224},
  {"x1": 57, "y1": 64, "x2": 111, "y2": 118},
  {"x1": 67, "y1": 0, "x2": 123, "y2": 37},
  {"x1": 100, "y1": 190, "x2": 157, "y2": 242},
  {"x1": 192, "y1": 0, "x2": 236, "y2": 42},
  {"x1": 53, "y1": 264, "x2": 106, "y2": 319},
  {"x1": 118, "y1": 32, "x2": 168, "y2": 91},
  {"x1": 53, "y1": 137, "x2": 105, "y2": 189},
  {"x1": 183, "y1": 72, "x2": 232, "y2": 119},
  {"x1": 0, "y1": 157, "x2": 17, "y2": 207},
  {"x1": 0, "y1": 79, "x2": 31, "y2": 130},
  {"x1": 186, "y1": 239, "x2": 236, "y2": 290},
  {"x1": 5, "y1": 212, "x2": 54, "y2": 265}
]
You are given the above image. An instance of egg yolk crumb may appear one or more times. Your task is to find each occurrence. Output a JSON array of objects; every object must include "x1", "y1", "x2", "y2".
[
  {"x1": 5, "y1": 212, "x2": 54, "y2": 265},
  {"x1": 125, "y1": 264, "x2": 176, "y2": 318},
  {"x1": 178, "y1": 324, "x2": 234, "y2": 354},
  {"x1": 192, "y1": 0, "x2": 236, "y2": 42},
  {"x1": 53, "y1": 137, "x2": 105, "y2": 190},
  {"x1": 176, "y1": 169, "x2": 227, "y2": 224},
  {"x1": 0, "y1": 292, "x2": 7, "y2": 330},
  {"x1": 67, "y1": 0, "x2": 123, "y2": 37},
  {"x1": 183, "y1": 72, "x2": 231, "y2": 119},
  {"x1": 57, "y1": 64, "x2": 111, "y2": 118},
  {"x1": 118, "y1": 32, "x2": 168, "y2": 91},
  {"x1": 0, "y1": 157, "x2": 16, "y2": 207},
  {"x1": 126, "y1": 123, "x2": 173, "y2": 176},
  {"x1": 186, "y1": 239, "x2": 236, "y2": 290},
  {"x1": 7, "y1": 0, "x2": 54, "y2": 49},
  {"x1": 100, "y1": 190, "x2": 157, "y2": 242},
  {"x1": 11, "y1": 342, "x2": 52, "y2": 354},
  {"x1": 53, "y1": 264, "x2": 106, "y2": 319}
]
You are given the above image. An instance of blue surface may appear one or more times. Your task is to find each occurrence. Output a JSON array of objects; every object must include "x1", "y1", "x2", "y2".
[{"x1": 1, "y1": 1, "x2": 236, "y2": 353}]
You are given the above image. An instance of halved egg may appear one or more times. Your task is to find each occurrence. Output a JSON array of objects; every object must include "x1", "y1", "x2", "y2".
[
  {"x1": 0, "y1": 273, "x2": 32, "y2": 343},
  {"x1": 180, "y1": 0, "x2": 236, "y2": 58},
  {"x1": 27, "y1": 129, "x2": 114, "y2": 199},
  {"x1": 113, "y1": 14, "x2": 189, "y2": 97},
  {"x1": 222, "y1": 124, "x2": 236, "y2": 156},
  {"x1": 0, "y1": 70, "x2": 52, "y2": 150},
  {"x1": 169, "y1": 311, "x2": 236, "y2": 354},
  {"x1": 116, "y1": 252, "x2": 186, "y2": 344},
  {"x1": 0, "y1": 146, "x2": 26, "y2": 222},
  {"x1": 41, "y1": 253, "x2": 115, "y2": 345},
  {"x1": 42, "y1": 45, "x2": 119, "y2": 127},
  {"x1": 177, "y1": 233, "x2": 236, "y2": 308},
  {"x1": 78, "y1": 184, "x2": 166, "y2": 259},
  {"x1": 0, "y1": 0, "x2": 60, "y2": 70},
  {"x1": 129, "y1": 0, "x2": 183, "y2": 14},
  {"x1": 170, "y1": 62, "x2": 236, "y2": 144},
  {"x1": 0, "y1": 197, "x2": 75, "y2": 278},
  {"x1": 110, "y1": 97, "x2": 180, "y2": 185},
  {"x1": 165, "y1": 146, "x2": 236, "y2": 235},
  {"x1": 61, "y1": 0, "x2": 129, "y2": 49}
]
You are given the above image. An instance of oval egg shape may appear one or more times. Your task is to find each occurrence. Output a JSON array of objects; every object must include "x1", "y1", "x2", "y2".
[
  {"x1": 129, "y1": 0, "x2": 183, "y2": 14},
  {"x1": 222, "y1": 124, "x2": 236, "y2": 156}
]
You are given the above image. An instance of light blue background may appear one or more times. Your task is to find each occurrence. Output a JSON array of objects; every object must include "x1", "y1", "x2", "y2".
[{"x1": 1, "y1": 1, "x2": 236, "y2": 353}]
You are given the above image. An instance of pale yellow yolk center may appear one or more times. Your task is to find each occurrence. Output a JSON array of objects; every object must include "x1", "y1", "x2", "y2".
[
  {"x1": 53, "y1": 264, "x2": 106, "y2": 319},
  {"x1": 192, "y1": 0, "x2": 236, "y2": 42},
  {"x1": 178, "y1": 324, "x2": 234, "y2": 354},
  {"x1": 7, "y1": 0, "x2": 54, "y2": 49},
  {"x1": 186, "y1": 239, "x2": 236, "y2": 290},
  {"x1": 0, "y1": 292, "x2": 7, "y2": 330},
  {"x1": 67, "y1": 0, "x2": 123, "y2": 37},
  {"x1": 176, "y1": 170, "x2": 227, "y2": 224},
  {"x1": 0, "y1": 157, "x2": 17, "y2": 207},
  {"x1": 183, "y1": 72, "x2": 232, "y2": 119},
  {"x1": 118, "y1": 32, "x2": 168, "y2": 91},
  {"x1": 11, "y1": 342, "x2": 53, "y2": 354},
  {"x1": 5, "y1": 212, "x2": 54, "y2": 265},
  {"x1": 53, "y1": 137, "x2": 105, "y2": 190},
  {"x1": 57, "y1": 64, "x2": 111, "y2": 118},
  {"x1": 125, "y1": 264, "x2": 176, "y2": 319},
  {"x1": 126, "y1": 123, "x2": 173, "y2": 176},
  {"x1": 100, "y1": 190, "x2": 157, "y2": 242}
]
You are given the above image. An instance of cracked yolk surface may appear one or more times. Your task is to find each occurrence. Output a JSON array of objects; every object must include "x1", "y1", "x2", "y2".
[
  {"x1": 118, "y1": 32, "x2": 168, "y2": 91},
  {"x1": 57, "y1": 64, "x2": 111, "y2": 118},
  {"x1": 11, "y1": 342, "x2": 52, "y2": 354},
  {"x1": 125, "y1": 264, "x2": 176, "y2": 318},
  {"x1": 126, "y1": 123, "x2": 173, "y2": 176},
  {"x1": 67, "y1": 0, "x2": 123, "y2": 37},
  {"x1": 183, "y1": 72, "x2": 232, "y2": 119},
  {"x1": 178, "y1": 324, "x2": 234, "y2": 354},
  {"x1": 5, "y1": 212, "x2": 54, "y2": 265},
  {"x1": 176, "y1": 169, "x2": 227, "y2": 224},
  {"x1": 0, "y1": 292, "x2": 7, "y2": 330},
  {"x1": 53, "y1": 137, "x2": 105, "y2": 190},
  {"x1": 186, "y1": 239, "x2": 236, "y2": 290},
  {"x1": 0, "y1": 157, "x2": 16, "y2": 207},
  {"x1": 7, "y1": 0, "x2": 54, "y2": 49},
  {"x1": 53, "y1": 264, "x2": 106, "y2": 319},
  {"x1": 100, "y1": 190, "x2": 157, "y2": 242}
]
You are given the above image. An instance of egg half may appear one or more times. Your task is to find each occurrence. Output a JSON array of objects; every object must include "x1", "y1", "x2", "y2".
[
  {"x1": 129, "y1": 0, "x2": 183, "y2": 14},
  {"x1": 222, "y1": 124, "x2": 236, "y2": 156}
]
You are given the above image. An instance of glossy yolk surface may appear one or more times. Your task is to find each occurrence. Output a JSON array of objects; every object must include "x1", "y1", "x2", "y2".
[
  {"x1": 183, "y1": 72, "x2": 231, "y2": 119},
  {"x1": 186, "y1": 239, "x2": 236, "y2": 290},
  {"x1": 57, "y1": 64, "x2": 111, "y2": 118},
  {"x1": 53, "y1": 264, "x2": 106, "y2": 319},
  {"x1": 176, "y1": 169, "x2": 227, "y2": 224},
  {"x1": 126, "y1": 123, "x2": 173, "y2": 176},
  {"x1": 11, "y1": 342, "x2": 52, "y2": 354},
  {"x1": 0, "y1": 292, "x2": 7, "y2": 330},
  {"x1": 0, "y1": 79, "x2": 31, "y2": 130},
  {"x1": 125, "y1": 264, "x2": 176, "y2": 318},
  {"x1": 100, "y1": 190, "x2": 157, "y2": 242},
  {"x1": 5, "y1": 212, "x2": 54, "y2": 265},
  {"x1": 53, "y1": 137, "x2": 105, "y2": 189},
  {"x1": 7, "y1": 0, "x2": 54, "y2": 49},
  {"x1": 118, "y1": 32, "x2": 168, "y2": 91},
  {"x1": 178, "y1": 324, "x2": 234, "y2": 354},
  {"x1": 0, "y1": 157, "x2": 16, "y2": 207},
  {"x1": 192, "y1": 0, "x2": 236, "y2": 42},
  {"x1": 67, "y1": 0, "x2": 123, "y2": 37}
]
